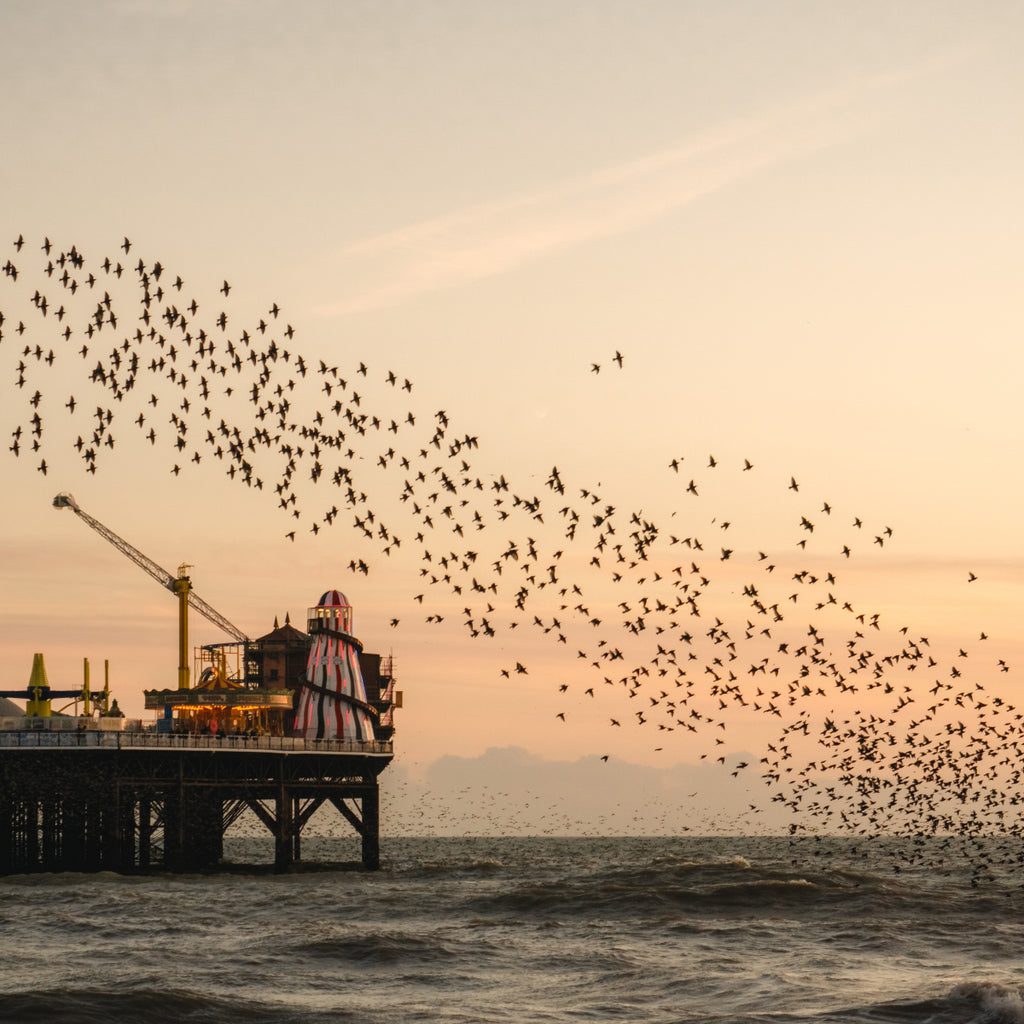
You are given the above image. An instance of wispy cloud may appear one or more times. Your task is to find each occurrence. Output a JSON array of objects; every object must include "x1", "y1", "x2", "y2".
[{"x1": 313, "y1": 54, "x2": 972, "y2": 317}]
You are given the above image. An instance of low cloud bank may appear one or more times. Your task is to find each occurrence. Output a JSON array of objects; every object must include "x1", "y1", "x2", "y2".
[{"x1": 381, "y1": 746, "x2": 796, "y2": 836}]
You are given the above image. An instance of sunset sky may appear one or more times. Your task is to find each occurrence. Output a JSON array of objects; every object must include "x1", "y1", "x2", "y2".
[{"x1": 1, "y1": 2, "x2": 1022, "y2": 825}]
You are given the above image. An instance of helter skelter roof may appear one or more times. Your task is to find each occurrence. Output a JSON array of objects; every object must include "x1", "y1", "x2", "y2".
[{"x1": 316, "y1": 590, "x2": 351, "y2": 609}]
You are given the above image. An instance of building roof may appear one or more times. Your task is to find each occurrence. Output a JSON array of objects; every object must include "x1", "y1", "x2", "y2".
[{"x1": 255, "y1": 617, "x2": 309, "y2": 646}]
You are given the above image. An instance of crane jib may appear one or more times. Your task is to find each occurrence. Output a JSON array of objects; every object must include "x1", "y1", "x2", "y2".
[{"x1": 54, "y1": 492, "x2": 250, "y2": 643}]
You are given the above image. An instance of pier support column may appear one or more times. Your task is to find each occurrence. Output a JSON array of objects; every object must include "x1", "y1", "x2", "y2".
[
  {"x1": 361, "y1": 779, "x2": 380, "y2": 871},
  {"x1": 0, "y1": 799, "x2": 10, "y2": 874},
  {"x1": 41, "y1": 797, "x2": 59, "y2": 869},
  {"x1": 117, "y1": 791, "x2": 137, "y2": 871},
  {"x1": 100, "y1": 800, "x2": 119, "y2": 870},
  {"x1": 26, "y1": 798, "x2": 40, "y2": 870},
  {"x1": 63, "y1": 797, "x2": 84, "y2": 872},
  {"x1": 163, "y1": 788, "x2": 184, "y2": 871},
  {"x1": 275, "y1": 784, "x2": 294, "y2": 873},
  {"x1": 138, "y1": 794, "x2": 152, "y2": 870},
  {"x1": 183, "y1": 790, "x2": 224, "y2": 870}
]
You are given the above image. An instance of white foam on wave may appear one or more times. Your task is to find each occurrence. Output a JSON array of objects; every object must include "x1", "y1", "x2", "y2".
[
  {"x1": 711, "y1": 877, "x2": 817, "y2": 892},
  {"x1": 951, "y1": 981, "x2": 1024, "y2": 1023}
]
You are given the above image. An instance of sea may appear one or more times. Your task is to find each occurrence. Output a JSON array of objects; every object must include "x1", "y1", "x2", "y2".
[{"x1": 1, "y1": 836, "x2": 1022, "y2": 1024}]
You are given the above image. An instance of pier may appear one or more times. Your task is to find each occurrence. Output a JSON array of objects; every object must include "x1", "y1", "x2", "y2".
[
  {"x1": 1, "y1": 507, "x2": 400, "y2": 877},
  {"x1": 0, "y1": 732, "x2": 393, "y2": 874}
]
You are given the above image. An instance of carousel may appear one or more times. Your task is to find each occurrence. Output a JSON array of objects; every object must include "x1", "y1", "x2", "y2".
[{"x1": 145, "y1": 646, "x2": 294, "y2": 736}]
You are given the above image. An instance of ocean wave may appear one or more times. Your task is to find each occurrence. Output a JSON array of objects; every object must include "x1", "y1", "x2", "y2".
[
  {"x1": 950, "y1": 981, "x2": 1024, "y2": 1024},
  {"x1": 820, "y1": 981, "x2": 1024, "y2": 1024},
  {"x1": 465, "y1": 870, "x2": 839, "y2": 918},
  {"x1": 403, "y1": 858, "x2": 506, "y2": 878},
  {"x1": 571, "y1": 854, "x2": 938, "y2": 913},
  {"x1": 0, "y1": 870, "x2": 133, "y2": 888},
  {"x1": 0, "y1": 988, "x2": 353, "y2": 1024},
  {"x1": 290, "y1": 930, "x2": 461, "y2": 965}
]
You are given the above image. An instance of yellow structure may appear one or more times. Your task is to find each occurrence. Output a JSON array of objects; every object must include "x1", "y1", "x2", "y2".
[
  {"x1": 7, "y1": 653, "x2": 116, "y2": 719},
  {"x1": 25, "y1": 653, "x2": 51, "y2": 717},
  {"x1": 80, "y1": 658, "x2": 112, "y2": 716},
  {"x1": 173, "y1": 564, "x2": 192, "y2": 691}
]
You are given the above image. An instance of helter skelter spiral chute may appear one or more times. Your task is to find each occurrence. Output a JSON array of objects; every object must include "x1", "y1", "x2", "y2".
[{"x1": 295, "y1": 590, "x2": 376, "y2": 741}]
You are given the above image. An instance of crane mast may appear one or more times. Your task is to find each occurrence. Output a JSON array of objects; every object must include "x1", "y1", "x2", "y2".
[{"x1": 54, "y1": 492, "x2": 249, "y2": 690}]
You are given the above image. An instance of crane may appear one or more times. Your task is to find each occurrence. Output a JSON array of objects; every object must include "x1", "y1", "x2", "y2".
[{"x1": 54, "y1": 492, "x2": 249, "y2": 690}]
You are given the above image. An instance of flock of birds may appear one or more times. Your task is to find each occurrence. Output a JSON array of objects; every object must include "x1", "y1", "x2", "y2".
[{"x1": 2, "y1": 233, "x2": 1021, "y2": 880}]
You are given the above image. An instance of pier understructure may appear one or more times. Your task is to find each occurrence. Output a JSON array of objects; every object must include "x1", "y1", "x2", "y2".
[{"x1": 0, "y1": 734, "x2": 392, "y2": 874}]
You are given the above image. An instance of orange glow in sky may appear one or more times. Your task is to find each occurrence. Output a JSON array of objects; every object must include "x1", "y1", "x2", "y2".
[{"x1": 1, "y1": 3, "x2": 1022, "y2": 832}]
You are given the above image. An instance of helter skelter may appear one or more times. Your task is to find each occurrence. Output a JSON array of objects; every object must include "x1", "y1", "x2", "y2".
[{"x1": 295, "y1": 589, "x2": 377, "y2": 741}]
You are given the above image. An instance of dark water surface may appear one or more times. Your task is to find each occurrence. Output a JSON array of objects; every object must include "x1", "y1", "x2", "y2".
[{"x1": 1, "y1": 836, "x2": 1022, "y2": 1024}]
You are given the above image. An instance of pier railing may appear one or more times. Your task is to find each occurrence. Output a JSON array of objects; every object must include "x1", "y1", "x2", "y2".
[{"x1": 0, "y1": 730, "x2": 394, "y2": 755}]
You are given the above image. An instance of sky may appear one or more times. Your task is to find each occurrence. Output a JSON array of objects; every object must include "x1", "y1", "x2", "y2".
[{"x1": 1, "y1": 1, "x2": 1023, "y2": 833}]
